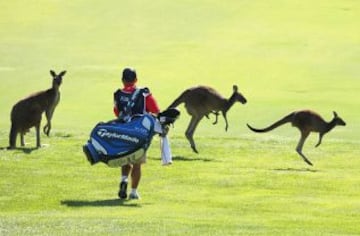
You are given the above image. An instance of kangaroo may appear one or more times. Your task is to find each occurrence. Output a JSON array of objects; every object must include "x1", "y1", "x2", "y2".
[
  {"x1": 247, "y1": 110, "x2": 346, "y2": 166},
  {"x1": 168, "y1": 85, "x2": 247, "y2": 153},
  {"x1": 8, "y1": 70, "x2": 66, "y2": 149}
]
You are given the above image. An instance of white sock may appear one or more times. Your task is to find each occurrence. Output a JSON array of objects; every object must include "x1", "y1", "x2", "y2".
[
  {"x1": 131, "y1": 188, "x2": 137, "y2": 195},
  {"x1": 121, "y1": 176, "x2": 128, "y2": 183}
]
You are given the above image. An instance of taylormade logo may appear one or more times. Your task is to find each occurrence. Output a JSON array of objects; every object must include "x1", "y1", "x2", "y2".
[{"x1": 97, "y1": 129, "x2": 139, "y2": 144}]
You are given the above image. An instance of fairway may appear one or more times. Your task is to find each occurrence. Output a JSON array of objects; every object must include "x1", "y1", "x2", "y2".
[{"x1": 1, "y1": 1, "x2": 360, "y2": 235}]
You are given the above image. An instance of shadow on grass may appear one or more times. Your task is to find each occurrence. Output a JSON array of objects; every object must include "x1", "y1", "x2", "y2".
[
  {"x1": 1, "y1": 146, "x2": 38, "y2": 154},
  {"x1": 272, "y1": 168, "x2": 319, "y2": 173},
  {"x1": 173, "y1": 156, "x2": 215, "y2": 162},
  {"x1": 53, "y1": 132, "x2": 73, "y2": 138},
  {"x1": 151, "y1": 156, "x2": 216, "y2": 162},
  {"x1": 61, "y1": 199, "x2": 142, "y2": 208}
]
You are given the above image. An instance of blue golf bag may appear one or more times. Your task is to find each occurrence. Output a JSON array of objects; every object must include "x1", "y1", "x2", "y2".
[
  {"x1": 83, "y1": 108, "x2": 180, "y2": 167},
  {"x1": 83, "y1": 114, "x2": 156, "y2": 167}
]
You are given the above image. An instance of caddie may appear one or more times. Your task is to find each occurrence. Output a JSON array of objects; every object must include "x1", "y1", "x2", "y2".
[{"x1": 113, "y1": 67, "x2": 160, "y2": 200}]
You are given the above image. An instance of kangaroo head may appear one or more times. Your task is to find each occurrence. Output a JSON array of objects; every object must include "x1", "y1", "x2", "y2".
[
  {"x1": 50, "y1": 70, "x2": 66, "y2": 88},
  {"x1": 230, "y1": 85, "x2": 247, "y2": 104},
  {"x1": 333, "y1": 111, "x2": 346, "y2": 126}
]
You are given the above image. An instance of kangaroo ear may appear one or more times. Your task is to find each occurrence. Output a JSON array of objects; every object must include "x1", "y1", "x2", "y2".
[
  {"x1": 333, "y1": 111, "x2": 338, "y2": 117},
  {"x1": 59, "y1": 71, "x2": 67, "y2": 77},
  {"x1": 50, "y1": 70, "x2": 56, "y2": 77},
  {"x1": 233, "y1": 85, "x2": 238, "y2": 92}
]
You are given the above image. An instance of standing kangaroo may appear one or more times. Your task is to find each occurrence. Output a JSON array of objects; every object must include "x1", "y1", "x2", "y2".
[
  {"x1": 8, "y1": 70, "x2": 66, "y2": 149},
  {"x1": 168, "y1": 85, "x2": 247, "y2": 153},
  {"x1": 247, "y1": 110, "x2": 346, "y2": 166}
]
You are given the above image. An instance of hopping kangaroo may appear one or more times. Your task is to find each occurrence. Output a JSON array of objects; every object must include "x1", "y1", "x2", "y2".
[
  {"x1": 247, "y1": 110, "x2": 346, "y2": 166},
  {"x1": 8, "y1": 70, "x2": 66, "y2": 149},
  {"x1": 168, "y1": 85, "x2": 247, "y2": 153}
]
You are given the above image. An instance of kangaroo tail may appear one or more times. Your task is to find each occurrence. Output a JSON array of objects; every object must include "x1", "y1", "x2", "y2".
[
  {"x1": 167, "y1": 91, "x2": 187, "y2": 109},
  {"x1": 9, "y1": 123, "x2": 17, "y2": 148},
  {"x1": 247, "y1": 112, "x2": 294, "y2": 133}
]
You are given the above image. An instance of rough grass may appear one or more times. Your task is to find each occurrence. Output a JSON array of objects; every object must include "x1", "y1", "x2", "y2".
[{"x1": 1, "y1": 0, "x2": 360, "y2": 235}]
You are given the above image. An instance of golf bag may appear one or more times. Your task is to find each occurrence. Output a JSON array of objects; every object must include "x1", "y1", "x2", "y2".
[{"x1": 83, "y1": 108, "x2": 180, "y2": 167}]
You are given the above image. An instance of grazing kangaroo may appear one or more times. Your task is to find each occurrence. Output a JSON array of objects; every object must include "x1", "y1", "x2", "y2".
[
  {"x1": 247, "y1": 110, "x2": 346, "y2": 166},
  {"x1": 168, "y1": 85, "x2": 247, "y2": 153},
  {"x1": 8, "y1": 70, "x2": 66, "y2": 149}
]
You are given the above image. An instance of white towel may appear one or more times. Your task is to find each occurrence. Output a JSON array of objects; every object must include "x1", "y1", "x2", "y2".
[{"x1": 160, "y1": 136, "x2": 172, "y2": 165}]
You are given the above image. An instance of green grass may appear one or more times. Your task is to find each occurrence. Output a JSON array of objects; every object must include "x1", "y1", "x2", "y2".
[{"x1": 1, "y1": 1, "x2": 360, "y2": 235}]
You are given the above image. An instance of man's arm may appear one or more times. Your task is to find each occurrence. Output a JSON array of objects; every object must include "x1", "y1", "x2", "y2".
[{"x1": 146, "y1": 94, "x2": 160, "y2": 114}]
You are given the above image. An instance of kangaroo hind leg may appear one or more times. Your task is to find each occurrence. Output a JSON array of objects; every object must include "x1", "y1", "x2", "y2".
[
  {"x1": 20, "y1": 133, "x2": 25, "y2": 147},
  {"x1": 185, "y1": 116, "x2": 202, "y2": 153},
  {"x1": 8, "y1": 123, "x2": 18, "y2": 149},
  {"x1": 35, "y1": 123, "x2": 41, "y2": 148},
  {"x1": 295, "y1": 131, "x2": 313, "y2": 166}
]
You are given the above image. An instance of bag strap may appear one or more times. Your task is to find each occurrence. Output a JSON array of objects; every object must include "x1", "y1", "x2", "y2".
[
  {"x1": 121, "y1": 88, "x2": 141, "y2": 122},
  {"x1": 128, "y1": 88, "x2": 141, "y2": 110}
]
